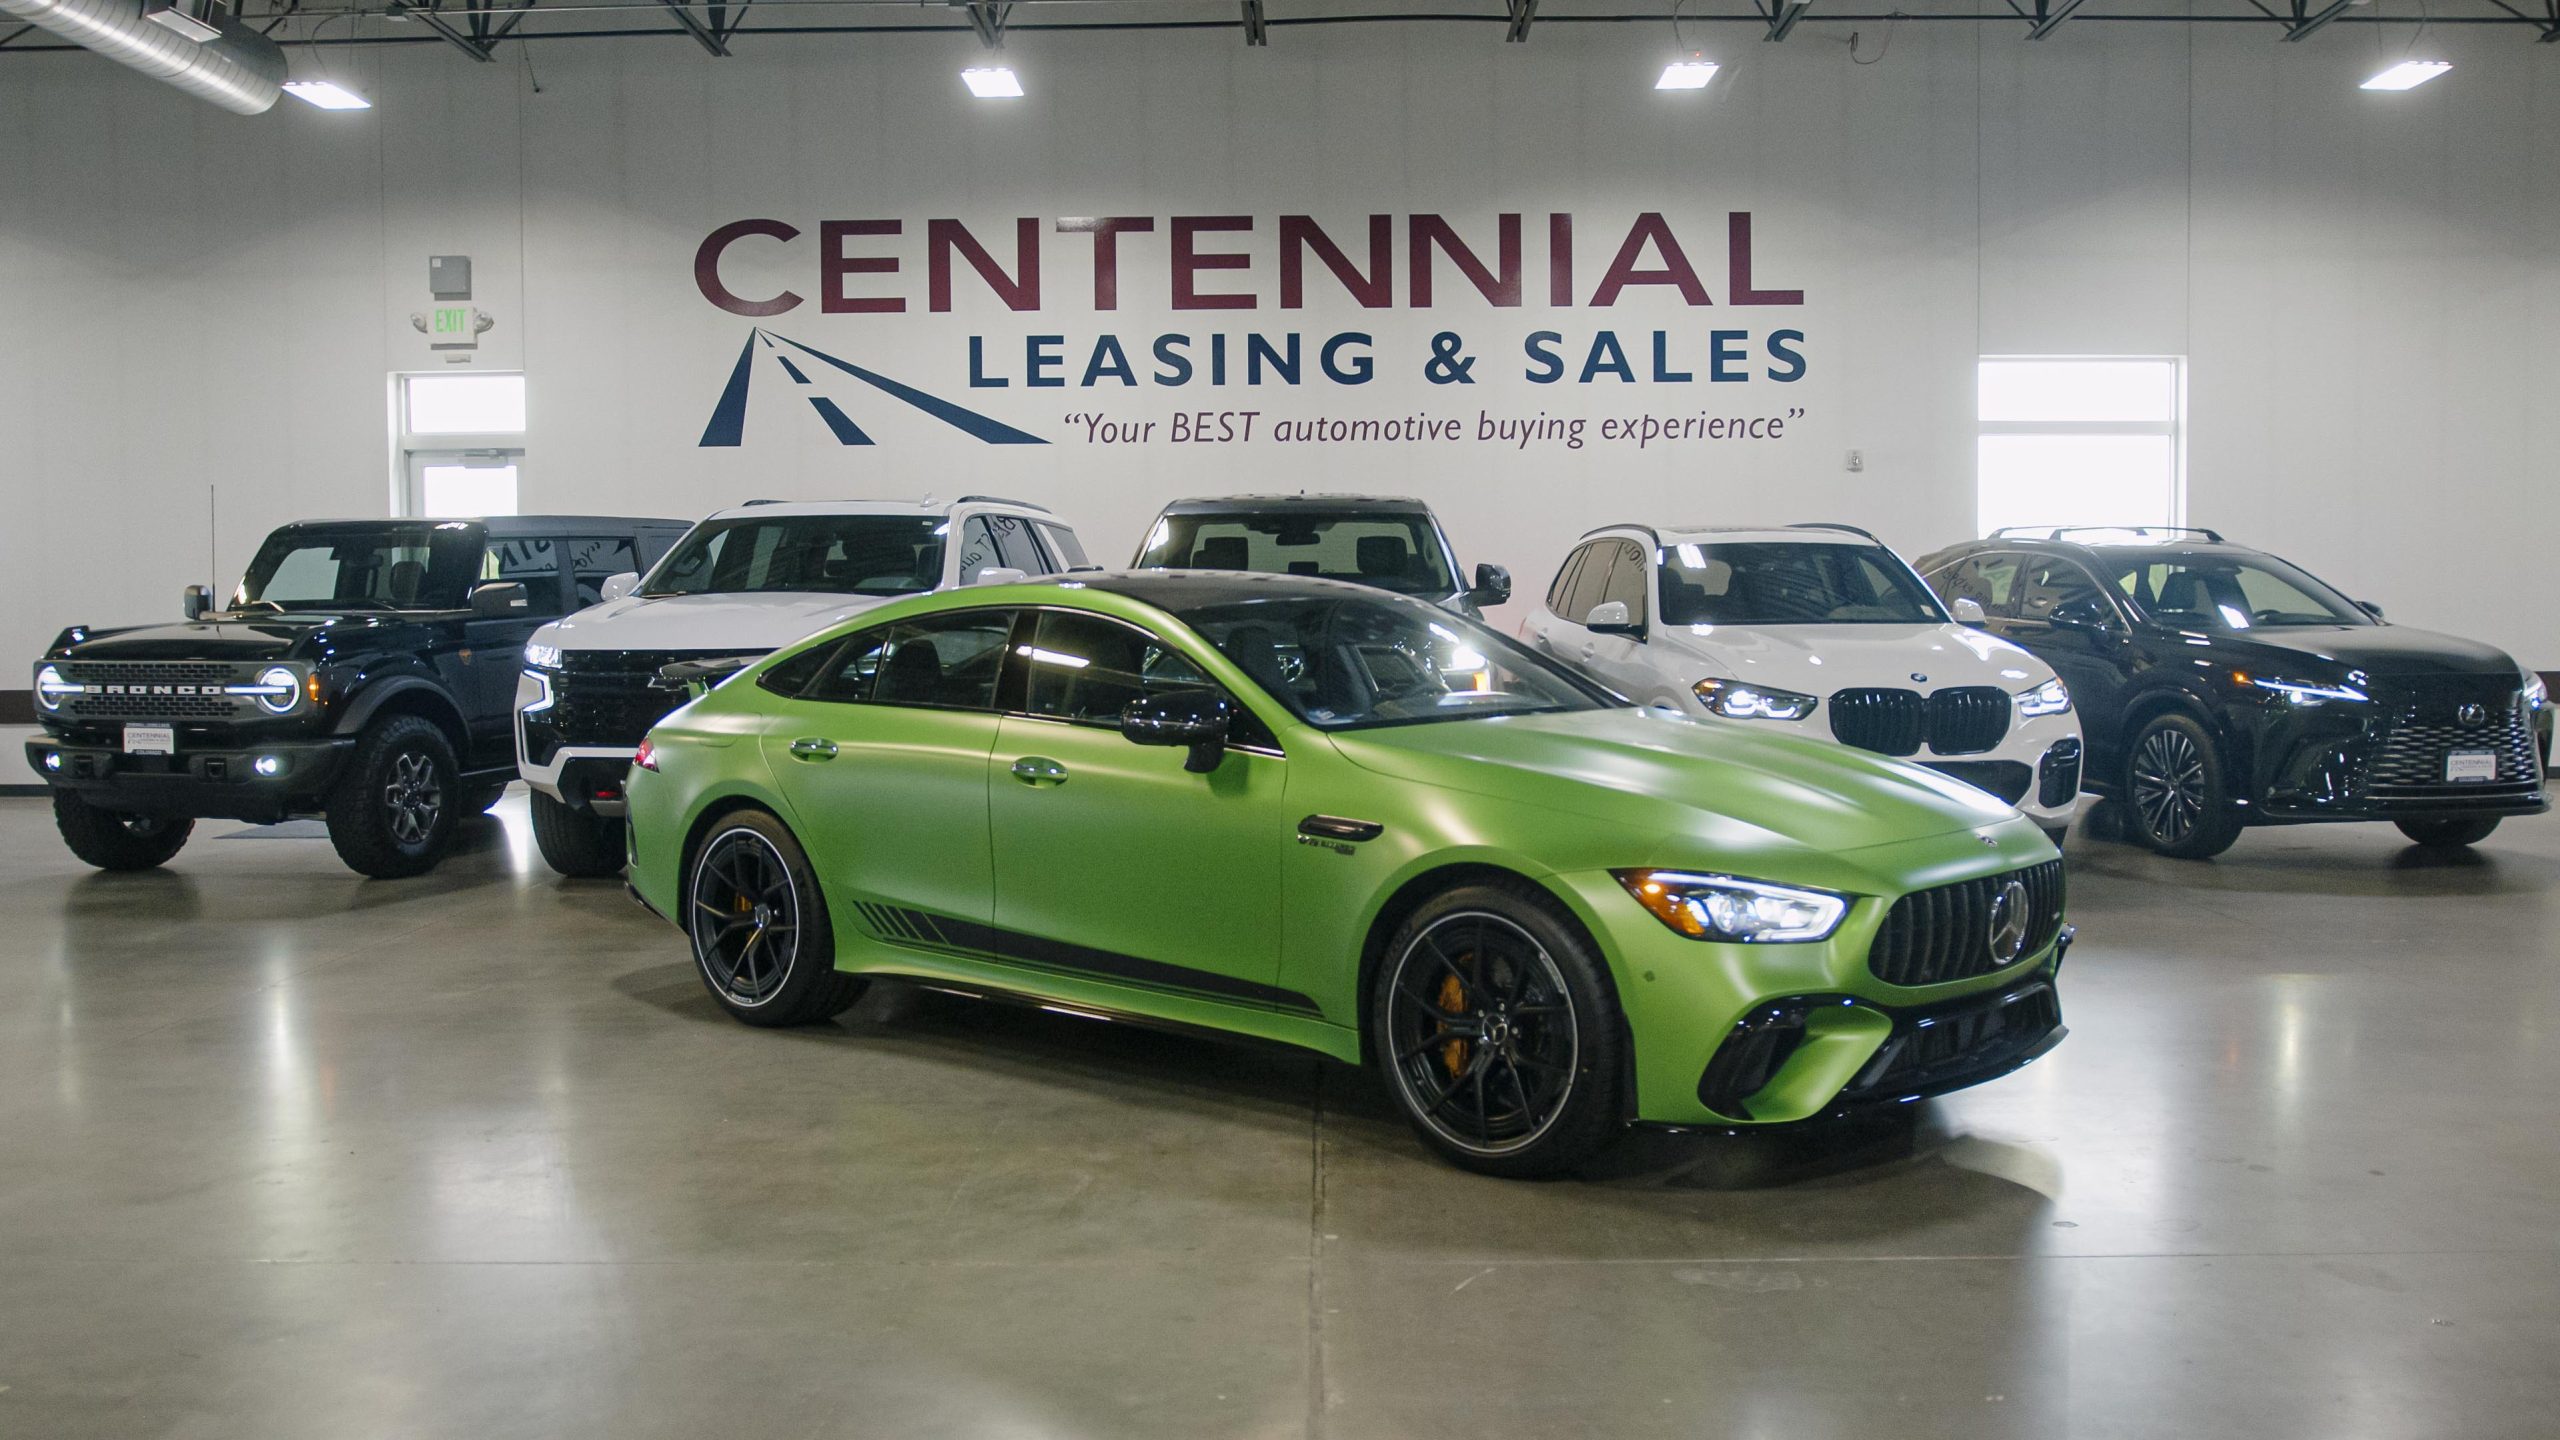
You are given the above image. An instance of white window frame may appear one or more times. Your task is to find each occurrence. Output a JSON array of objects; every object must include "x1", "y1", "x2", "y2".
[
  {"x1": 1975, "y1": 355, "x2": 2187, "y2": 537},
  {"x1": 390, "y1": 372, "x2": 527, "y2": 517}
]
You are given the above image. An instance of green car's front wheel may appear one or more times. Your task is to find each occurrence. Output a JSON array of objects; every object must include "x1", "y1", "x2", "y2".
[
  {"x1": 1371, "y1": 882, "x2": 1626, "y2": 1179},
  {"x1": 686, "y1": 811, "x2": 866, "y2": 1027}
]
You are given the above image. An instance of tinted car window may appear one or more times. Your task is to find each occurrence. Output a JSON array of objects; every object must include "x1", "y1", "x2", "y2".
[
  {"x1": 235, "y1": 524, "x2": 481, "y2": 612},
  {"x1": 2013, "y1": 560, "x2": 2117, "y2": 628},
  {"x1": 807, "y1": 610, "x2": 1014, "y2": 710},
  {"x1": 644, "y1": 515, "x2": 946, "y2": 597},
  {"x1": 1661, "y1": 542, "x2": 1939, "y2": 625},
  {"x1": 1034, "y1": 522, "x2": 1090, "y2": 569},
  {"x1": 2109, "y1": 554, "x2": 2369, "y2": 631},
  {"x1": 1544, "y1": 545, "x2": 1589, "y2": 614},
  {"x1": 1927, "y1": 552, "x2": 2024, "y2": 619},
  {"x1": 1558, "y1": 542, "x2": 1616, "y2": 624},
  {"x1": 564, "y1": 536, "x2": 641, "y2": 608},
  {"x1": 484, "y1": 537, "x2": 568, "y2": 618},
  {"x1": 1599, "y1": 541, "x2": 1650, "y2": 625},
  {"x1": 1136, "y1": 510, "x2": 1455, "y2": 596},
  {"x1": 958, "y1": 513, "x2": 1055, "y2": 584},
  {"x1": 1014, "y1": 610, "x2": 1277, "y2": 748}
]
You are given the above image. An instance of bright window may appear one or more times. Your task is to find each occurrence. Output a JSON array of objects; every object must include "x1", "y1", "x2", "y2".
[
  {"x1": 404, "y1": 373, "x2": 527, "y2": 434},
  {"x1": 1976, "y1": 357, "x2": 2184, "y2": 538},
  {"x1": 414, "y1": 459, "x2": 519, "y2": 518}
]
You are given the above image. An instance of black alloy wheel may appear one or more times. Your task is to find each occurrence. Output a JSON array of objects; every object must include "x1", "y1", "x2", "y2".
[
  {"x1": 684, "y1": 812, "x2": 864, "y2": 1027},
  {"x1": 383, "y1": 749, "x2": 446, "y2": 849},
  {"x1": 325, "y1": 715, "x2": 464, "y2": 878},
  {"x1": 2123, "y1": 713, "x2": 2243, "y2": 860},
  {"x1": 52, "y1": 791, "x2": 194, "y2": 871},
  {"x1": 1373, "y1": 883, "x2": 1625, "y2": 1178}
]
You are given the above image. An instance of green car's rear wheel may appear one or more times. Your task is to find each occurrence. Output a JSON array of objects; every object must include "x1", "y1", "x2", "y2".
[
  {"x1": 686, "y1": 811, "x2": 865, "y2": 1027},
  {"x1": 1372, "y1": 882, "x2": 1625, "y2": 1178}
]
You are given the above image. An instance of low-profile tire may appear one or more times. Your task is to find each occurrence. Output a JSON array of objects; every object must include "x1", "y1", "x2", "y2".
[
  {"x1": 53, "y1": 792, "x2": 193, "y2": 872},
  {"x1": 1369, "y1": 880, "x2": 1628, "y2": 1179},
  {"x1": 531, "y1": 790, "x2": 626, "y2": 878},
  {"x1": 2396, "y1": 816, "x2": 2501, "y2": 850},
  {"x1": 2123, "y1": 713, "x2": 2245, "y2": 860},
  {"x1": 686, "y1": 809, "x2": 866, "y2": 1027},
  {"x1": 324, "y1": 715, "x2": 463, "y2": 879}
]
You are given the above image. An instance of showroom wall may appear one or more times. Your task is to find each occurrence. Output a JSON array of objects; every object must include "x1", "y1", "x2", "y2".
[{"x1": 1, "y1": 18, "x2": 2554, "y2": 699}]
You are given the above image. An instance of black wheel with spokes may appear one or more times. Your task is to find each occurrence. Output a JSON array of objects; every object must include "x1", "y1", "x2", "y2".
[
  {"x1": 685, "y1": 810, "x2": 864, "y2": 1027},
  {"x1": 53, "y1": 792, "x2": 193, "y2": 871},
  {"x1": 325, "y1": 715, "x2": 463, "y2": 878},
  {"x1": 1371, "y1": 881, "x2": 1625, "y2": 1178},
  {"x1": 2124, "y1": 713, "x2": 2242, "y2": 860}
]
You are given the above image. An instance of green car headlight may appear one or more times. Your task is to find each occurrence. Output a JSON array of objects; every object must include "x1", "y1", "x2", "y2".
[
  {"x1": 1693, "y1": 677, "x2": 1817, "y2": 721},
  {"x1": 1615, "y1": 870, "x2": 1849, "y2": 944}
]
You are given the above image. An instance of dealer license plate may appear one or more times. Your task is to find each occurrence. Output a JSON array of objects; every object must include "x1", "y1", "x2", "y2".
[
  {"x1": 2446, "y1": 750, "x2": 2497, "y2": 783},
  {"x1": 123, "y1": 724, "x2": 175, "y2": 756}
]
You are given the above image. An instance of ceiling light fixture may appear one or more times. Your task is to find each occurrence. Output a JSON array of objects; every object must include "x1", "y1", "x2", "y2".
[
  {"x1": 961, "y1": 66, "x2": 1024, "y2": 99},
  {"x1": 2359, "y1": 59, "x2": 2450, "y2": 91},
  {"x1": 1656, "y1": 55, "x2": 1719, "y2": 90},
  {"x1": 282, "y1": 78, "x2": 372, "y2": 109}
]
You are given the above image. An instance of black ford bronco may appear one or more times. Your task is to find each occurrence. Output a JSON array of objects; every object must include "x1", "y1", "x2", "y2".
[{"x1": 28, "y1": 515, "x2": 686, "y2": 878}]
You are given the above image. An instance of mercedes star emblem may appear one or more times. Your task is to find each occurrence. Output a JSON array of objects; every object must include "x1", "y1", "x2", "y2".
[{"x1": 1986, "y1": 879, "x2": 2032, "y2": 964}]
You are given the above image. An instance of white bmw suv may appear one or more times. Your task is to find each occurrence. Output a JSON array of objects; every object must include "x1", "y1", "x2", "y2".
[
  {"x1": 515, "y1": 496, "x2": 1089, "y2": 876},
  {"x1": 1523, "y1": 523, "x2": 2085, "y2": 841}
]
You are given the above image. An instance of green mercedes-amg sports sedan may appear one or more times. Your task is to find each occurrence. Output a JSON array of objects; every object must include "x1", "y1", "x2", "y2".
[{"x1": 623, "y1": 571, "x2": 2071, "y2": 1177}]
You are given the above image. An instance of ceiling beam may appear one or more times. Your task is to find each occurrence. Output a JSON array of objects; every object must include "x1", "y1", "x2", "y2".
[
  {"x1": 1504, "y1": 0, "x2": 1536, "y2": 43},
  {"x1": 2025, "y1": 0, "x2": 2090, "y2": 39},
  {"x1": 1766, "y1": 0, "x2": 1814, "y2": 40},
  {"x1": 662, "y1": 1, "x2": 731, "y2": 53},
  {"x1": 387, "y1": 1, "x2": 497, "y2": 60},
  {"x1": 2281, "y1": 0, "x2": 2357, "y2": 40},
  {"x1": 962, "y1": 0, "x2": 1009, "y2": 47}
]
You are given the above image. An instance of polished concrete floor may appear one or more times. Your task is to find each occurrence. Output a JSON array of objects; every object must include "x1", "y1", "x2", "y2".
[{"x1": 1, "y1": 791, "x2": 2554, "y2": 1439}]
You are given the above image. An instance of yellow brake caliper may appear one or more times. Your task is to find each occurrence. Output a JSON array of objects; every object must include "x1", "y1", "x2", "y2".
[{"x1": 1437, "y1": 972, "x2": 1470, "y2": 1078}]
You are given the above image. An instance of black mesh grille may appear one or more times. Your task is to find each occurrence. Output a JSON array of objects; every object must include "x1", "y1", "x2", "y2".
[
  {"x1": 1868, "y1": 860, "x2": 2066, "y2": 988},
  {"x1": 55, "y1": 661, "x2": 265, "y2": 720},
  {"x1": 60, "y1": 661, "x2": 239, "y2": 685},
  {"x1": 544, "y1": 648, "x2": 759, "y2": 747},
  {"x1": 1829, "y1": 689, "x2": 1924, "y2": 756},
  {"x1": 1926, "y1": 687, "x2": 2011, "y2": 755},
  {"x1": 2356, "y1": 681, "x2": 2540, "y2": 800}
]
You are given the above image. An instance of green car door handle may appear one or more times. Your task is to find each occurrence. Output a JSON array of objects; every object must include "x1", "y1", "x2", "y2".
[
  {"x1": 788, "y1": 737, "x2": 839, "y2": 761},
  {"x1": 1010, "y1": 756, "x2": 1068, "y2": 787}
]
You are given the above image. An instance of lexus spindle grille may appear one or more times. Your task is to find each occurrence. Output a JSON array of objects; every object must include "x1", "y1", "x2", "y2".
[
  {"x1": 1868, "y1": 860, "x2": 2066, "y2": 988},
  {"x1": 2355, "y1": 679, "x2": 2540, "y2": 802}
]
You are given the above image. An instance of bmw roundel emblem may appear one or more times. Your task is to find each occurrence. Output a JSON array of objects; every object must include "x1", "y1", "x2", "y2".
[
  {"x1": 1986, "y1": 879, "x2": 2032, "y2": 964},
  {"x1": 2458, "y1": 702, "x2": 2488, "y2": 726},
  {"x1": 1910, "y1": 672, "x2": 1929, "y2": 684}
]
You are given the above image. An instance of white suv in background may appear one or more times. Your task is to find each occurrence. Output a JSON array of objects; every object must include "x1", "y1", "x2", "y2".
[
  {"x1": 515, "y1": 496, "x2": 1089, "y2": 876},
  {"x1": 1523, "y1": 523, "x2": 2085, "y2": 842}
]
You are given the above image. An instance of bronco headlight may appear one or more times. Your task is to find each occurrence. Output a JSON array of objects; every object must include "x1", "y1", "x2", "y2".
[
  {"x1": 34, "y1": 663, "x2": 81, "y2": 711},
  {"x1": 224, "y1": 665, "x2": 302, "y2": 714},
  {"x1": 1614, "y1": 870, "x2": 1849, "y2": 944},
  {"x1": 1693, "y1": 678, "x2": 1817, "y2": 722},
  {"x1": 2016, "y1": 677, "x2": 2072, "y2": 718},
  {"x1": 2234, "y1": 671, "x2": 2366, "y2": 707},
  {"x1": 523, "y1": 640, "x2": 563, "y2": 670}
]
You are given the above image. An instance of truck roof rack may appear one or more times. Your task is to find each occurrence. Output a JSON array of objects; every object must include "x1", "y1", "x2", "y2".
[
  {"x1": 957, "y1": 494, "x2": 1054, "y2": 514},
  {"x1": 1575, "y1": 522, "x2": 1660, "y2": 542},
  {"x1": 1991, "y1": 524, "x2": 2225, "y2": 543}
]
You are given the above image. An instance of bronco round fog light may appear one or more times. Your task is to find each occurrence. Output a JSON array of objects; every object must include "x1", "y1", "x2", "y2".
[
  {"x1": 252, "y1": 755, "x2": 283, "y2": 777},
  {"x1": 43, "y1": 752, "x2": 63, "y2": 772}
]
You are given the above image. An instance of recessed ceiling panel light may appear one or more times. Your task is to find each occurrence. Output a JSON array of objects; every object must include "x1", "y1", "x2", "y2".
[
  {"x1": 282, "y1": 79, "x2": 372, "y2": 110},
  {"x1": 961, "y1": 66, "x2": 1024, "y2": 99},
  {"x1": 2360, "y1": 60, "x2": 2451, "y2": 91},
  {"x1": 1656, "y1": 58, "x2": 1720, "y2": 91}
]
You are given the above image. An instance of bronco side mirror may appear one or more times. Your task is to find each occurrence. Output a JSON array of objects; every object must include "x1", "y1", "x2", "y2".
[
  {"x1": 182, "y1": 585, "x2": 213, "y2": 621},
  {"x1": 469, "y1": 581, "x2": 530, "y2": 618},
  {"x1": 599, "y1": 572, "x2": 640, "y2": 603},
  {"x1": 1467, "y1": 562, "x2": 1513, "y2": 610},
  {"x1": 1122, "y1": 689, "x2": 1235, "y2": 774}
]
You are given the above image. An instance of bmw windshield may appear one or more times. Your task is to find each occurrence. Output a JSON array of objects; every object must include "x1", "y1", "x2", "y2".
[
  {"x1": 1167, "y1": 591, "x2": 1618, "y2": 731},
  {"x1": 642, "y1": 515, "x2": 947, "y2": 598}
]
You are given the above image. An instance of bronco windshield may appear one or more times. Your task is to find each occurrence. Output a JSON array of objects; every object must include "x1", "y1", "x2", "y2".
[
  {"x1": 233, "y1": 523, "x2": 483, "y2": 612},
  {"x1": 642, "y1": 515, "x2": 948, "y2": 598},
  {"x1": 1137, "y1": 511, "x2": 1456, "y2": 597},
  {"x1": 1659, "y1": 542, "x2": 1945, "y2": 626},
  {"x1": 1167, "y1": 591, "x2": 1618, "y2": 731}
]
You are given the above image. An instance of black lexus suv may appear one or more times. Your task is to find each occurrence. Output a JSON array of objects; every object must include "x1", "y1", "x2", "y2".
[
  {"x1": 1131, "y1": 494, "x2": 1511, "y2": 619},
  {"x1": 28, "y1": 515, "x2": 686, "y2": 878},
  {"x1": 1916, "y1": 527, "x2": 2551, "y2": 859}
]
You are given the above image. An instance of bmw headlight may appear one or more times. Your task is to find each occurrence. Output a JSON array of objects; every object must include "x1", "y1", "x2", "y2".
[
  {"x1": 34, "y1": 663, "x2": 81, "y2": 711},
  {"x1": 523, "y1": 640, "x2": 563, "y2": 670},
  {"x1": 1615, "y1": 870, "x2": 1850, "y2": 944},
  {"x1": 2235, "y1": 671, "x2": 2367, "y2": 707},
  {"x1": 2522, "y1": 668, "x2": 2547, "y2": 713},
  {"x1": 224, "y1": 665, "x2": 303, "y2": 714},
  {"x1": 1693, "y1": 678, "x2": 1818, "y2": 722},
  {"x1": 2015, "y1": 677, "x2": 2072, "y2": 718}
]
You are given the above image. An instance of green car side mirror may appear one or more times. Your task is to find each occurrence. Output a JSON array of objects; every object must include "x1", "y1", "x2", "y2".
[{"x1": 1123, "y1": 690, "x2": 1234, "y2": 774}]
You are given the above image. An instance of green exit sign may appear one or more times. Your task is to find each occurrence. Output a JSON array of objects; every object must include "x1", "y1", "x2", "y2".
[{"x1": 431, "y1": 306, "x2": 472, "y2": 336}]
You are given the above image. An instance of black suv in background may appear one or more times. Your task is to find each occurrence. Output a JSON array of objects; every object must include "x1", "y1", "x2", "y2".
[
  {"x1": 1917, "y1": 527, "x2": 2550, "y2": 858},
  {"x1": 1131, "y1": 494, "x2": 1511, "y2": 618},
  {"x1": 28, "y1": 515, "x2": 686, "y2": 878}
]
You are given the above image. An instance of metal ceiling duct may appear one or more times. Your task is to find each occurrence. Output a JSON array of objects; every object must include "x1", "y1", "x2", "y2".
[{"x1": 0, "y1": 0, "x2": 287, "y2": 114}]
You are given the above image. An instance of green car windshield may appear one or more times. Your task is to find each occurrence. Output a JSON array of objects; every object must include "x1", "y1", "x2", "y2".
[{"x1": 1166, "y1": 592, "x2": 1619, "y2": 731}]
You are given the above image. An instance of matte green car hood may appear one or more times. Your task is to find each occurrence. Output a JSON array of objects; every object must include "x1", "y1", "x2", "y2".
[{"x1": 1328, "y1": 706, "x2": 2023, "y2": 857}]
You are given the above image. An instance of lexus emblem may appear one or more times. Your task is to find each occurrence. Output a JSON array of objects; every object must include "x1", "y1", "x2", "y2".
[
  {"x1": 1986, "y1": 879, "x2": 2032, "y2": 964},
  {"x1": 2457, "y1": 702, "x2": 2488, "y2": 726}
]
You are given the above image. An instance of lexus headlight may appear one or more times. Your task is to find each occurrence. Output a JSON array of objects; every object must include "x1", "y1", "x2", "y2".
[
  {"x1": 1615, "y1": 870, "x2": 1849, "y2": 944},
  {"x1": 224, "y1": 665, "x2": 302, "y2": 714},
  {"x1": 523, "y1": 640, "x2": 564, "y2": 670},
  {"x1": 2522, "y1": 669, "x2": 2547, "y2": 713},
  {"x1": 34, "y1": 663, "x2": 81, "y2": 711},
  {"x1": 2016, "y1": 677, "x2": 2072, "y2": 718},
  {"x1": 1693, "y1": 678, "x2": 1818, "y2": 722},
  {"x1": 2235, "y1": 671, "x2": 2366, "y2": 707}
]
